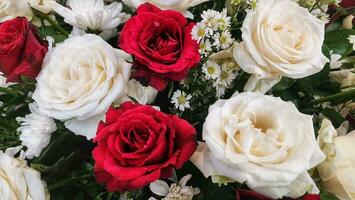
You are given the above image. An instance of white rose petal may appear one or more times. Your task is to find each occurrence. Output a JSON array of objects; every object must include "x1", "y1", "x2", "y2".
[
  {"x1": 116, "y1": 79, "x2": 158, "y2": 105},
  {"x1": 0, "y1": 150, "x2": 49, "y2": 200},
  {"x1": 191, "y1": 92, "x2": 325, "y2": 199},
  {"x1": 317, "y1": 119, "x2": 355, "y2": 200},
  {"x1": 0, "y1": 0, "x2": 33, "y2": 22},
  {"x1": 233, "y1": 0, "x2": 328, "y2": 93},
  {"x1": 33, "y1": 34, "x2": 131, "y2": 139}
]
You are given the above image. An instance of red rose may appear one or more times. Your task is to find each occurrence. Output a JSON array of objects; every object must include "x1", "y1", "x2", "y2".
[
  {"x1": 236, "y1": 189, "x2": 272, "y2": 200},
  {"x1": 119, "y1": 3, "x2": 200, "y2": 91},
  {"x1": 302, "y1": 194, "x2": 320, "y2": 200},
  {"x1": 340, "y1": 0, "x2": 355, "y2": 8},
  {"x1": 0, "y1": 17, "x2": 48, "y2": 82},
  {"x1": 236, "y1": 189, "x2": 320, "y2": 200},
  {"x1": 92, "y1": 102, "x2": 197, "y2": 192}
]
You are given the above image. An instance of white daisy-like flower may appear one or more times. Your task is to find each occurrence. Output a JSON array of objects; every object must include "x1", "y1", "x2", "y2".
[
  {"x1": 214, "y1": 83, "x2": 227, "y2": 98},
  {"x1": 191, "y1": 22, "x2": 212, "y2": 42},
  {"x1": 213, "y1": 31, "x2": 234, "y2": 50},
  {"x1": 171, "y1": 90, "x2": 192, "y2": 112},
  {"x1": 217, "y1": 9, "x2": 231, "y2": 31},
  {"x1": 51, "y1": 0, "x2": 130, "y2": 39},
  {"x1": 202, "y1": 60, "x2": 221, "y2": 80},
  {"x1": 349, "y1": 35, "x2": 355, "y2": 50},
  {"x1": 149, "y1": 174, "x2": 200, "y2": 200},
  {"x1": 216, "y1": 69, "x2": 237, "y2": 87},
  {"x1": 199, "y1": 39, "x2": 212, "y2": 56},
  {"x1": 16, "y1": 103, "x2": 57, "y2": 159},
  {"x1": 201, "y1": 9, "x2": 221, "y2": 30}
]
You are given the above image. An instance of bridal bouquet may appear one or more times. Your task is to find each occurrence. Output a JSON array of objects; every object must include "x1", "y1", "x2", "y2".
[{"x1": 0, "y1": 0, "x2": 354, "y2": 199}]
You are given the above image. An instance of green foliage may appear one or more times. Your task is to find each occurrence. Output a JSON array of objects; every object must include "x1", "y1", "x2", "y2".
[
  {"x1": 324, "y1": 29, "x2": 355, "y2": 56},
  {"x1": 0, "y1": 79, "x2": 34, "y2": 150}
]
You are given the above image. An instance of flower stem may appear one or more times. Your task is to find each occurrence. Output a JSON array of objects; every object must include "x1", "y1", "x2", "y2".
[
  {"x1": 48, "y1": 174, "x2": 92, "y2": 191},
  {"x1": 32, "y1": 9, "x2": 69, "y2": 37},
  {"x1": 311, "y1": 89, "x2": 355, "y2": 104},
  {"x1": 309, "y1": 0, "x2": 321, "y2": 12}
]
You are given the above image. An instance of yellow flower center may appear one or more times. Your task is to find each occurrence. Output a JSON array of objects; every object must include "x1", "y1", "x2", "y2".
[{"x1": 207, "y1": 66, "x2": 216, "y2": 74}]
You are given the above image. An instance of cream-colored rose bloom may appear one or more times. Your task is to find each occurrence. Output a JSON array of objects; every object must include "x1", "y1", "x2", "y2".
[
  {"x1": 0, "y1": 148, "x2": 49, "y2": 200},
  {"x1": 0, "y1": 0, "x2": 33, "y2": 22},
  {"x1": 32, "y1": 34, "x2": 131, "y2": 139},
  {"x1": 233, "y1": 0, "x2": 328, "y2": 94},
  {"x1": 191, "y1": 92, "x2": 325, "y2": 199},
  {"x1": 317, "y1": 119, "x2": 355, "y2": 200},
  {"x1": 122, "y1": 0, "x2": 209, "y2": 18}
]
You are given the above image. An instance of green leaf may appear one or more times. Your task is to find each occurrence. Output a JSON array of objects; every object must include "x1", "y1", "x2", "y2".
[
  {"x1": 272, "y1": 77, "x2": 296, "y2": 92},
  {"x1": 319, "y1": 189, "x2": 339, "y2": 200},
  {"x1": 321, "y1": 108, "x2": 346, "y2": 128},
  {"x1": 324, "y1": 29, "x2": 355, "y2": 56}
]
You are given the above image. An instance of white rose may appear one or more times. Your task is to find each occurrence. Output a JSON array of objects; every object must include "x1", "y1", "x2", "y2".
[
  {"x1": 116, "y1": 79, "x2": 158, "y2": 105},
  {"x1": 317, "y1": 119, "x2": 355, "y2": 200},
  {"x1": 0, "y1": 0, "x2": 33, "y2": 22},
  {"x1": 233, "y1": 0, "x2": 328, "y2": 94},
  {"x1": 0, "y1": 148, "x2": 49, "y2": 200},
  {"x1": 191, "y1": 92, "x2": 325, "y2": 199},
  {"x1": 33, "y1": 34, "x2": 131, "y2": 139},
  {"x1": 122, "y1": 0, "x2": 209, "y2": 18}
]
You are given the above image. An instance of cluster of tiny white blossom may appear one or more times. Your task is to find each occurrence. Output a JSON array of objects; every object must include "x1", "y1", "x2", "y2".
[
  {"x1": 191, "y1": 9, "x2": 234, "y2": 56},
  {"x1": 202, "y1": 58, "x2": 239, "y2": 98}
]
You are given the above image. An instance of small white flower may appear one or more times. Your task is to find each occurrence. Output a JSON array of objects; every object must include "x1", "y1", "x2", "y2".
[
  {"x1": 17, "y1": 103, "x2": 57, "y2": 159},
  {"x1": 216, "y1": 9, "x2": 231, "y2": 31},
  {"x1": 171, "y1": 90, "x2": 192, "y2": 112},
  {"x1": 215, "y1": 69, "x2": 237, "y2": 87},
  {"x1": 329, "y1": 53, "x2": 342, "y2": 69},
  {"x1": 149, "y1": 174, "x2": 200, "y2": 200},
  {"x1": 348, "y1": 35, "x2": 355, "y2": 50},
  {"x1": 202, "y1": 60, "x2": 221, "y2": 79},
  {"x1": 199, "y1": 39, "x2": 212, "y2": 56},
  {"x1": 191, "y1": 22, "x2": 212, "y2": 42},
  {"x1": 213, "y1": 31, "x2": 234, "y2": 50},
  {"x1": 214, "y1": 83, "x2": 227, "y2": 98},
  {"x1": 201, "y1": 9, "x2": 221, "y2": 30},
  {"x1": 52, "y1": 0, "x2": 130, "y2": 39}
]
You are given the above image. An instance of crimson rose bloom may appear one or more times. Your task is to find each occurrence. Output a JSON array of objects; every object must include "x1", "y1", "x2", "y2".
[
  {"x1": 340, "y1": 0, "x2": 355, "y2": 8},
  {"x1": 236, "y1": 189, "x2": 320, "y2": 200},
  {"x1": 92, "y1": 102, "x2": 197, "y2": 192},
  {"x1": 0, "y1": 17, "x2": 48, "y2": 82},
  {"x1": 119, "y1": 3, "x2": 200, "y2": 91}
]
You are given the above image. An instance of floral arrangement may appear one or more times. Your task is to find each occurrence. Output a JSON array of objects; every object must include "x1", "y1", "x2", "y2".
[{"x1": 0, "y1": 0, "x2": 354, "y2": 200}]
